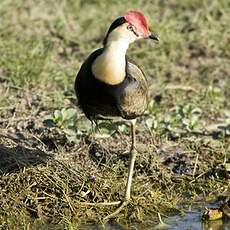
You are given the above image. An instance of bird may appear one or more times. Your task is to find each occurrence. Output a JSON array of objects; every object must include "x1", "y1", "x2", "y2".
[{"x1": 75, "y1": 10, "x2": 158, "y2": 218}]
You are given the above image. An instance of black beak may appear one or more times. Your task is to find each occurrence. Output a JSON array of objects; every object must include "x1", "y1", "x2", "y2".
[{"x1": 149, "y1": 33, "x2": 159, "y2": 41}]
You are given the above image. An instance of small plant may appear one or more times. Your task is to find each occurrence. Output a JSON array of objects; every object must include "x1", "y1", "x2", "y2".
[
  {"x1": 44, "y1": 108, "x2": 131, "y2": 142},
  {"x1": 44, "y1": 108, "x2": 90, "y2": 142},
  {"x1": 117, "y1": 123, "x2": 129, "y2": 134},
  {"x1": 148, "y1": 99, "x2": 158, "y2": 114},
  {"x1": 145, "y1": 103, "x2": 204, "y2": 136},
  {"x1": 145, "y1": 116, "x2": 158, "y2": 131},
  {"x1": 175, "y1": 104, "x2": 203, "y2": 132},
  {"x1": 52, "y1": 108, "x2": 77, "y2": 129},
  {"x1": 146, "y1": 98, "x2": 202, "y2": 135}
]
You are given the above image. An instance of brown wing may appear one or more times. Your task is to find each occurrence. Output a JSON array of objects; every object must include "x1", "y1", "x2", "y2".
[
  {"x1": 127, "y1": 61, "x2": 148, "y2": 91},
  {"x1": 118, "y1": 61, "x2": 148, "y2": 119}
]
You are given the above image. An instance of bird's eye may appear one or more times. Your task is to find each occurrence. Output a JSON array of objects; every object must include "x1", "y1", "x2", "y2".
[{"x1": 127, "y1": 25, "x2": 133, "y2": 31}]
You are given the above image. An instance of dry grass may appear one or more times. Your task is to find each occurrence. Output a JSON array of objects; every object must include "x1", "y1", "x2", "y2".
[{"x1": 0, "y1": 0, "x2": 229, "y2": 228}]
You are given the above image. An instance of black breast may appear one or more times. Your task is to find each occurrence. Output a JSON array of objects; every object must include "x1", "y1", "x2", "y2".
[{"x1": 75, "y1": 49, "x2": 148, "y2": 121}]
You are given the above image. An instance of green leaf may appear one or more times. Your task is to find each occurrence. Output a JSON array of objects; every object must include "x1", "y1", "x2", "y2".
[
  {"x1": 61, "y1": 108, "x2": 77, "y2": 121},
  {"x1": 53, "y1": 110, "x2": 62, "y2": 122},
  {"x1": 118, "y1": 124, "x2": 128, "y2": 133},
  {"x1": 146, "y1": 118, "x2": 154, "y2": 130},
  {"x1": 64, "y1": 128, "x2": 77, "y2": 143}
]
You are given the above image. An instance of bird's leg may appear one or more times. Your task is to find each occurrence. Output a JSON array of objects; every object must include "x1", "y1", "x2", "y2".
[
  {"x1": 124, "y1": 119, "x2": 137, "y2": 200},
  {"x1": 103, "y1": 119, "x2": 137, "y2": 220},
  {"x1": 94, "y1": 119, "x2": 101, "y2": 133},
  {"x1": 91, "y1": 120, "x2": 95, "y2": 133},
  {"x1": 89, "y1": 120, "x2": 96, "y2": 140},
  {"x1": 81, "y1": 120, "x2": 138, "y2": 220},
  {"x1": 89, "y1": 120, "x2": 103, "y2": 139}
]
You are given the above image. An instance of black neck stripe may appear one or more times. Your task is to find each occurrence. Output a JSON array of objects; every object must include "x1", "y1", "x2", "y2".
[{"x1": 103, "y1": 17, "x2": 126, "y2": 46}]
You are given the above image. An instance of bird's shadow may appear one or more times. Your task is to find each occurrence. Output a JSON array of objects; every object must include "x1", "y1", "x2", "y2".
[{"x1": 0, "y1": 144, "x2": 52, "y2": 174}]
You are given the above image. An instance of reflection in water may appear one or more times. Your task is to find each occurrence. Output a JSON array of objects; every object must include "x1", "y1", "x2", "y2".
[
  {"x1": 165, "y1": 210, "x2": 229, "y2": 230},
  {"x1": 78, "y1": 204, "x2": 230, "y2": 230}
]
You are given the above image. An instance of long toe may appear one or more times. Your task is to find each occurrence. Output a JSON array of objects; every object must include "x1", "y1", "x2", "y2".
[{"x1": 103, "y1": 199, "x2": 130, "y2": 221}]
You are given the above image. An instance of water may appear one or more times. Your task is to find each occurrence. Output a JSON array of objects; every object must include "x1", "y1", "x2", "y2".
[
  {"x1": 78, "y1": 202, "x2": 230, "y2": 230},
  {"x1": 164, "y1": 209, "x2": 230, "y2": 230},
  {"x1": 150, "y1": 203, "x2": 230, "y2": 230}
]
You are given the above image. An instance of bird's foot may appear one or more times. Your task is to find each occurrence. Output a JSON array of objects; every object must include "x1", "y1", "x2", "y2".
[
  {"x1": 103, "y1": 199, "x2": 130, "y2": 221},
  {"x1": 78, "y1": 201, "x2": 121, "y2": 206}
]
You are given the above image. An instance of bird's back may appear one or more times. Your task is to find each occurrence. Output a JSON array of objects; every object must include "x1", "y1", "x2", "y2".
[{"x1": 75, "y1": 49, "x2": 148, "y2": 121}]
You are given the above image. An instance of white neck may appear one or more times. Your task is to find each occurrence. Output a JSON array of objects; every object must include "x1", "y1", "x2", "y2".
[{"x1": 92, "y1": 40, "x2": 129, "y2": 85}]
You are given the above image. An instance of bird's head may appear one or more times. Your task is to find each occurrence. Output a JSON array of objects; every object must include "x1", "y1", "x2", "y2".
[{"x1": 103, "y1": 11, "x2": 159, "y2": 47}]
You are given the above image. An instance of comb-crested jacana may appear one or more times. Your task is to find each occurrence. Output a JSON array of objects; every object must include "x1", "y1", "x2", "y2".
[{"x1": 75, "y1": 11, "x2": 158, "y2": 218}]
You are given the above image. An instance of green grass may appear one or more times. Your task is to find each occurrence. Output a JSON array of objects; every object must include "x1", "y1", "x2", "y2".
[{"x1": 0, "y1": 0, "x2": 229, "y2": 229}]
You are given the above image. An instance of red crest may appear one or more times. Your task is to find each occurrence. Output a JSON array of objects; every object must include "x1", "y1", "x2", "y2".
[{"x1": 124, "y1": 11, "x2": 150, "y2": 37}]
